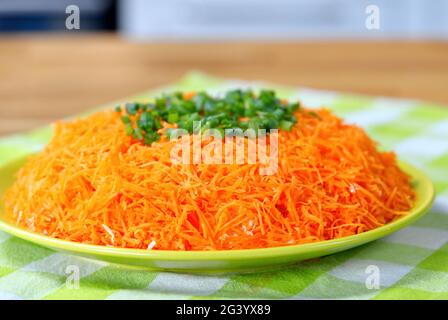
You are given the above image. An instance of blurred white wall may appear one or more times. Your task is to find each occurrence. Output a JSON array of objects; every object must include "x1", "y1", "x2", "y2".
[{"x1": 119, "y1": 0, "x2": 448, "y2": 40}]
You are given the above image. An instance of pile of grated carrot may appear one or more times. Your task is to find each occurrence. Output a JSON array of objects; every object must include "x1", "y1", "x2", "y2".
[{"x1": 3, "y1": 106, "x2": 415, "y2": 250}]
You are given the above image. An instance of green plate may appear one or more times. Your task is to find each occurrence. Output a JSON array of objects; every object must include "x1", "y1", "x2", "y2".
[{"x1": 0, "y1": 156, "x2": 435, "y2": 274}]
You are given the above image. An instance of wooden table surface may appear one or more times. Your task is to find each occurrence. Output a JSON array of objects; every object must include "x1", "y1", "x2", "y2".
[{"x1": 1, "y1": 34, "x2": 448, "y2": 136}]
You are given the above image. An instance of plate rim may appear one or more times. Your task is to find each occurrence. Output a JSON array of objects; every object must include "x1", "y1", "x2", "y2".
[{"x1": 0, "y1": 159, "x2": 435, "y2": 262}]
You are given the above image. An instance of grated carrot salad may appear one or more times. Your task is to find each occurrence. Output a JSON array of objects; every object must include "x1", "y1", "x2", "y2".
[{"x1": 3, "y1": 107, "x2": 415, "y2": 250}]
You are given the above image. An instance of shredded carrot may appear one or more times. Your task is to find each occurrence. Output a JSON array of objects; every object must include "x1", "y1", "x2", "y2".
[
  {"x1": 3, "y1": 107, "x2": 415, "y2": 250},
  {"x1": 183, "y1": 91, "x2": 196, "y2": 100}
]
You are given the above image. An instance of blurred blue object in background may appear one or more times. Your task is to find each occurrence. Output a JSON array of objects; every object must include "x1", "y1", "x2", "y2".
[{"x1": 0, "y1": 0, "x2": 116, "y2": 32}]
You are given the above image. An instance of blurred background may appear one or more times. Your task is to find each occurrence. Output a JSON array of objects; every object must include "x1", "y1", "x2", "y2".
[
  {"x1": 0, "y1": 0, "x2": 447, "y2": 135},
  {"x1": 2, "y1": 0, "x2": 448, "y2": 38}
]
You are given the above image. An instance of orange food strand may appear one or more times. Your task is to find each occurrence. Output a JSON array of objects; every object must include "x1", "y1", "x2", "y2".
[
  {"x1": 3, "y1": 107, "x2": 415, "y2": 250},
  {"x1": 183, "y1": 91, "x2": 196, "y2": 100}
]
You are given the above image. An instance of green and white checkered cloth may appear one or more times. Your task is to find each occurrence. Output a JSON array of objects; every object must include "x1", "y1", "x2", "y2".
[{"x1": 0, "y1": 72, "x2": 447, "y2": 300}]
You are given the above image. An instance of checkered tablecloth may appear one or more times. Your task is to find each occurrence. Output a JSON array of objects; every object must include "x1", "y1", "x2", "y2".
[{"x1": 0, "y1": 72, "x2": 447, "y2": 300}]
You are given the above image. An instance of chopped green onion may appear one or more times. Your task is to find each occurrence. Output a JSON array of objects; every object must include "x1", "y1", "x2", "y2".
[
  {"x1": 279, "y1": 120, "x2": 294, "y2": 131},
  {"x1": 121, "y1": 115, "x2": 131, "y2": 124},
  {"x1": 143, "y1": 131, "x2": 160, "y2": 145},
  {"x1": 119, "y1": 89, "x2": 301, "y2": 144},
  {"x1": 167, "y1": 112, "x2": 179, "y2": 124},
  {"x1": 124, "y1": 124, "x2": 133, "y2": 135},
  {"x1": 308, "y1": 111, "x2": 321, "y2": 120},
  {"x1": 125, "y1": 103, "x2": 139, "y2": 115},
  {"x1": 132, "y1": 128, "x2": 143, "y2": 140}
]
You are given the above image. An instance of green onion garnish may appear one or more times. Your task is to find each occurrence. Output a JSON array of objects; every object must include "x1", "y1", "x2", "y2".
[
  {"x1": 125, "y1": 103, "x2": 139, "y2": 115},
  {"x1": 118, "y1": 89, "x2": 301, "y2": 145},
  {"x1": 279, "y1": 120, "x2": 294, "y2": 131},
  {"x1": 121, "y1": 115, "x2": 131, "y2": 124}
]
